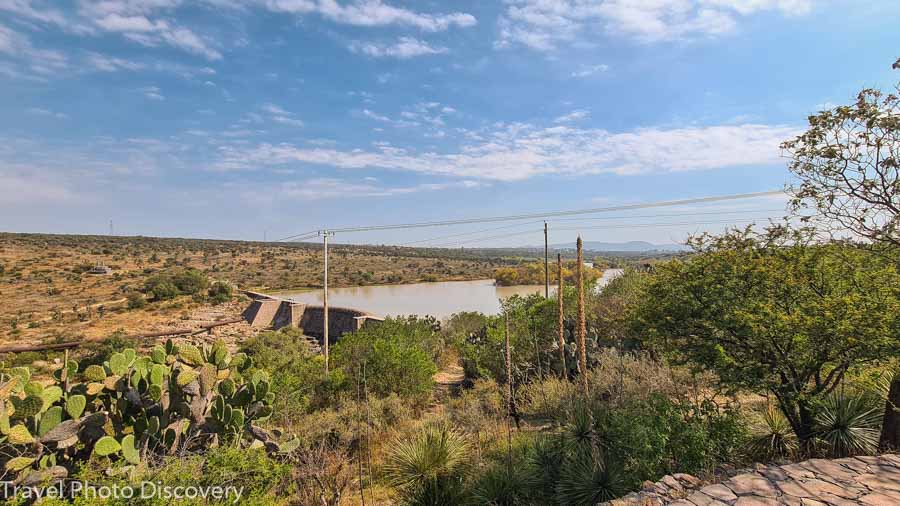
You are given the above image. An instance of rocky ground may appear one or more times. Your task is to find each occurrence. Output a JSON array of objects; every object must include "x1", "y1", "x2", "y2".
[{"x1": 607, "y1": 454, "x2": 900, "y2": 506}]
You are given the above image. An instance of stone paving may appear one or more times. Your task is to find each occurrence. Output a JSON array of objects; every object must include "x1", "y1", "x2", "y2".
[{"x1": 607, "y1": 454, "x2": 900, "y2": 506}]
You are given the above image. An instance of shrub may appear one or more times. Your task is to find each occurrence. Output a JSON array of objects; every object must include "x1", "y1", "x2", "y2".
[
  {"x1": 384, "y1": 423, "x2": 470, "y2": 505},
  {"x1": 595, "y1": 394, "x2": 747, "y2": 489},
  {"x1": 126, "y1": 290, "x2": 146, "y2": 309},
  {"x1": 241, "y1": 329, "x2": 342, "y2": 418},
  {"x1": 333, "y1": 317, "x2": 438, "y2": 402},
  {"x1": 207, "y1": 281, "x2": 233, "y2": 304}
]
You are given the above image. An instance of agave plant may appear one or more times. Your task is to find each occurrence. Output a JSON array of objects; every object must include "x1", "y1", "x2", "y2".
[
  {"x1": 747, "y1": 403, "x2": 798, "y2": 461},
  {"x1": 815, "y1": 391, "x2": 882, "y2": 457},
  {"x1": 384, "y1": 423, "x2": 470, "y2": 505},
  {"x1": 555, "y1": 448, "x2": 624, "y2": 506}
]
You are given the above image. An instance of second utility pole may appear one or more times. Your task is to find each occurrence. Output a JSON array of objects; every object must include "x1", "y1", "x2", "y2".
[
  {"x1": 544, "y1": 221, "x2": 549, "y2": 298},
  {"x1": 321, "y1": 229, "x2": 331, "y2": 374}
]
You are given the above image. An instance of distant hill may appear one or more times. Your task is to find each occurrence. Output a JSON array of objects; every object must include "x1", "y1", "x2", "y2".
[{"x1": 549, "y1": 241, "x2": 691, "y2": 252}]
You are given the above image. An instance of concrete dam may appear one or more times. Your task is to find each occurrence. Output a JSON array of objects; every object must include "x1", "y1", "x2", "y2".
[{"x1": 241, "y1": 291, "x2": 384, "y2": 347}]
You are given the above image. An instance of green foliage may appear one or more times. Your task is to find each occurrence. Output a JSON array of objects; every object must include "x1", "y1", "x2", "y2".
[
  {"x1": 207, "y1": 281, "x2": 233, "y2": 304},
  {"x1": 333, "y1": 317, "x2": 439, "y2": 402},
  {"x1": 126, "y1": 290, "x2": 146, "y2": 309},
  {"x1": 493, "y1": 260, "x2": 602, "y2": 286},
  {"x1": 384, "y1": 423, "x2": 469, "y2": 506},
  {"x1": 143, "y1": 268, "x2": 209, "y2": 301},
  {"x1": 748, "y1": 404, "x2": 798, "y2": 462},
  {"x1": 594, "y1": 395, "x2": 747, "y2": 489},
  {"x1": 241, "y1": 328, "x2": 342, "y2": 417},
  {"x1": 814, "y1": 391, "x2": 882, "y2": 457},
  {"x1": 634, "y1": 226, "x2": 900, "y2": 443}
]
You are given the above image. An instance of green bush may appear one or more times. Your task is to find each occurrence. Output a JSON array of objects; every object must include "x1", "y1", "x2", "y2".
[
  {"x1": 143, "y1": 269, "x2": 209, "y2": 301},
  {"x1": 595, "y1": 394, "x2": 748, "y2": 489},
  {"x1": 207, "y1": 281, "x2": 233, "y2": 305},
  {"x1": 333, "y1": 317, "x2": 438, "y2": 402},
  {"x1": 241, "y1": 329, "x2": 342, "y2": 418},
  {"x1": 126, "y1": 290, "x2": 146, "y2": 309}
]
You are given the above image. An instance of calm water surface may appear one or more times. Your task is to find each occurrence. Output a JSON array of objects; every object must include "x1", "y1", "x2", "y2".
[{"x1": 284, "y1": 269, "x2": 623, "y2": 319}]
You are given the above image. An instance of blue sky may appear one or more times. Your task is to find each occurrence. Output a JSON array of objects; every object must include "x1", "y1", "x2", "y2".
[{"x1": 1, "y1": 0, "x2": 897, "y2": 246}]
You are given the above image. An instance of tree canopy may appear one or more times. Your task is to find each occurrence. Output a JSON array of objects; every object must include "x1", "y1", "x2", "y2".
[{"x1": 634, "y1": 226, "x2": 900, "y2": 443}]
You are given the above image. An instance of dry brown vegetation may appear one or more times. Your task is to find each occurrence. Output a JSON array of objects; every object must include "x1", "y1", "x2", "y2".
[{"x1": 0, "y1": 233, "x2": 500, "y2": 346}]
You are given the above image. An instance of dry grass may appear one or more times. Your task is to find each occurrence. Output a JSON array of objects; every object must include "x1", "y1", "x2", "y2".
[{"x1": 0, "y1": 233, "x2": 498, "y2": 346}]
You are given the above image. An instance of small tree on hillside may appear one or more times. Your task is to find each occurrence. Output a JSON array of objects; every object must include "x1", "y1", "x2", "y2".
[{"x1": 634, "y1": 226, "x2": 900, "y2": 448}]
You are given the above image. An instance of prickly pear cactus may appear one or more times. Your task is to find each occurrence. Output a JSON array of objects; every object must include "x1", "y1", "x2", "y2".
[{"x1": 0, "y1": 339, "x2": 283, "y2": 483}]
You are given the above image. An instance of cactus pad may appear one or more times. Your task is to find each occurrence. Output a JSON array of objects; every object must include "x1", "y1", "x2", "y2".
[
  {"x1": 12, "y1": 395, "x2": 43, "y2": 419},
  {"x1": 93, "y1": 436, "x2": 121, "y2": 456},
  {"x1": 8, "y1": 424, "x2": 34, "y2": 444},
  {"x1": 65, "y1": 395, "x2": 86, "y2": 419},
  {"x1": 41, "y1": 419, "x2": 80, "y2": 443},
  {"x1": 176, "y1": 368, "x2": 199, "y2": 387},
  {"x1": 177, "y1": 344, "x2": 204, "y2": 366},
  {"x1": 122, "y1": 434, "x2": 140, "y2": 464},
  {"x1": 84, "y1": 365, "x2": 107, "y2": 382},
  {"x1": 5, "y1": 456, "x2": 35, "y2": 472},
  {"x1": 151, "y1": 346, "x2": 167, "y2": 364},
  {"x1": 109, "y1": 353, "x2": 128, "y2": 376},
  {"x1": 38, "y1": 405, "x2": 64, "y2": 437}
]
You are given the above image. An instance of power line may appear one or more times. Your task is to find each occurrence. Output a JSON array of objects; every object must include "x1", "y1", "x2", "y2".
[
  {"x1": 428, "y1": 218, "x2": 772, "y2": 248},
  {"x1": 399, "y1": 220, "x2": 545, "y2": 247},
  {"x1": 404, "y1": 209, "x2": 784, "y2": 247},
  {"x1": 278, "y1": 190, "x2": 784, "y2": 239}
]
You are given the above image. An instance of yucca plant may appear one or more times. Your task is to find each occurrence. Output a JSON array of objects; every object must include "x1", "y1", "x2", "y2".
[
  {"x1": 555, "y1": 448, "x2": 624, "y2": 506},
  {"x1": 815, "y1": 391, "x2": 882, "y2": 457},
  {"x1": 747, "y1": 403, "x2": 798, "y2": 461},
  {"x1": 384, "y1": 423, "x2": 470, "y2": 505},
  {"x1": 469, "y1": 461, "x2": 534, "y2": 506}
]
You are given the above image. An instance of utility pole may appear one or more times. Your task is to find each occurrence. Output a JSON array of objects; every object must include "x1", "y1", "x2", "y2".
[
  {"x1": 321, "y1": 230, "x2": 331, "y2": 374},
  {"x1": 544, "y1": 222, "x2": 549, "y2": 298}
]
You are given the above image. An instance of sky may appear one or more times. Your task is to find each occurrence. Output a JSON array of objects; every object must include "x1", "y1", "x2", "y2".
[{"x1": 1, "y1": 0, "x2": 898, "y2": 247}]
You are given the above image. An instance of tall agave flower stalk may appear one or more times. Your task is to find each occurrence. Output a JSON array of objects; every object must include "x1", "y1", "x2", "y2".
[
  {"x1": 576, "y1": 237, "x2": 589, "y2": 396},
  {"x1": 557, "y1": 253, "x2": 566, "y2": 378}
]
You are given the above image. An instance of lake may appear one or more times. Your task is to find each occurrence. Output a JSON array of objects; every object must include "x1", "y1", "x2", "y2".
[{"x1": 282, "y1": 269, "x2": 624, "y2": 319}]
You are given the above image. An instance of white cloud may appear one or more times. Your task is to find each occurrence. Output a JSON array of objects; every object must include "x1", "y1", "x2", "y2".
[
  {"x1": 350, "y1": 37, "x2": 447, "y2": 59},
  {"x1": 496, "y1": 0, "x2": 814, "y2": 50},
  {"x1": 86, "y1": 52, "x2": 145, "y2": 72},
  {"x1": 214, "y1": 121, "x2": 800, "y2": 181},
  {"x1": 138, "y1": 86, "x2": 165, "y2": 100},
  {"x1": 264, "y1": 0, "x2": 476, "y2": 31},
  {"x1": 0, "y1": 0, "x2": 94, "y2": 34},
  {"x1": 26, "y1": 107, "x2": 67, "y2": 118},
  {"x1": 571, "y1": 63, "x2": 609, "y2": 77},
  {"x1": 260, "y1": 103, "x2": 304, "y2": 127},
  {"x1": 75, "y1": 2, "x2": 222, "y2": 60},
  {"x1": 554, "y1": 109, "x2": 590, "y2": 123},
  {"x1": 241, "y1": 177, "x2": 485, "y2": 202},
  {"x1": 0, "y1": 23, "x2": 68, "y2": 78}
]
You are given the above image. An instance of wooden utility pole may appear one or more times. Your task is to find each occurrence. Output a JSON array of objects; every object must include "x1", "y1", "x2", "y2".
[
  {"x1": 504, "y1": 313, "x2": 520, "y2": 429},
  {"x1": 557, "y1": 253, "x2": 566, "y2": 378},
  {"x1": 322, "y1": 230, "x2": 331, "y2": 374},
  {"x1": 576, "y1": 236, "x2": 589, "y2": 396},
  {"x1": 544, "y1": 222, "x2": 549, "y2": 298}
]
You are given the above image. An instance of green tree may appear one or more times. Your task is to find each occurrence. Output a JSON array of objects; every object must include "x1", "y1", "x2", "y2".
[
  {"x1": 634, "y1": 226, "x2": 900, "y2": 447},
  {"x1": 782, "y1": 59, "x2": 899, "y2": 246},
  {"x1": 207, "y1": 281, "x2": 233, "y2": 304}
]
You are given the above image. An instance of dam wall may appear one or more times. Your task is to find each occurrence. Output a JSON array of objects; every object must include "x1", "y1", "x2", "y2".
[{"x1": 241, "y1": 292, "x2": 383, "y2": 345}]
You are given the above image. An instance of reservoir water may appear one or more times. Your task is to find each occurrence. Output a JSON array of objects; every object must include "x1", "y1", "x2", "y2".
[{"x1": 282, "y1": 269, "x2": 624, "y2": 319}]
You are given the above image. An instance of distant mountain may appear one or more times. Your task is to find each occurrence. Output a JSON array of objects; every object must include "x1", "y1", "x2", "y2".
[{"x1": 549, "y1": 241, "x2": 690, "y2": 252}]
